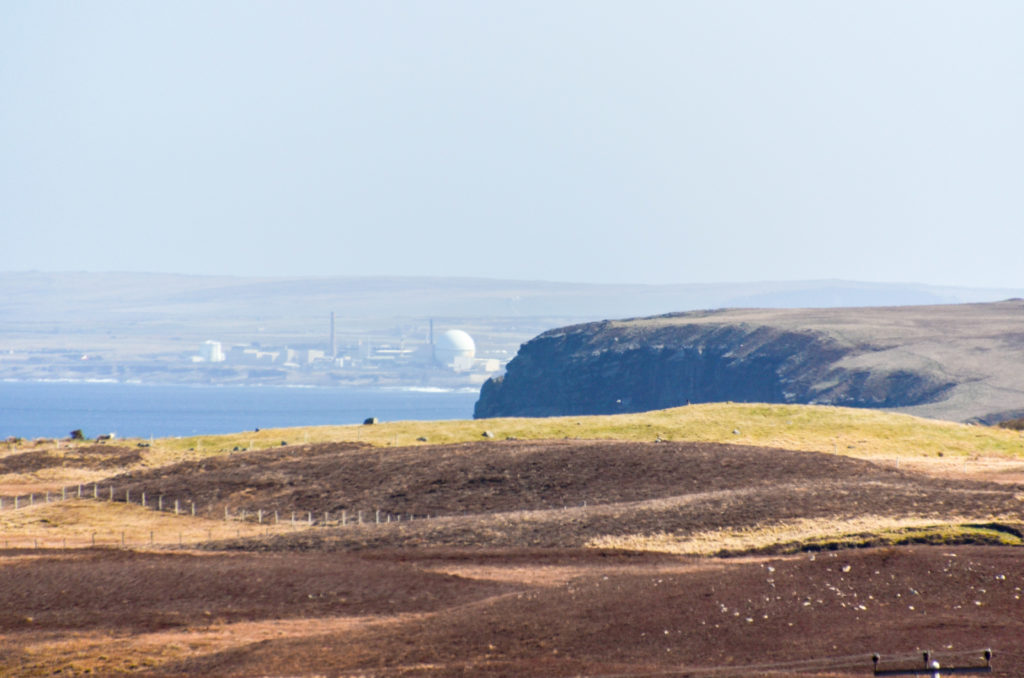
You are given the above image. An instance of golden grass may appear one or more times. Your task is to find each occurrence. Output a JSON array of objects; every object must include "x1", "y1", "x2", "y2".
[
  {"x1": 4, "y1": 403, "x2": 1023, "y2": 491},
  {"x1": 0, "y1": 500, "x2": 309, "y2": 549},
  {"x1": 2, "y1": 613, "x2": 413, "y2": 678},
  {"x1": 586, "y1": 514, "x2": 1023, "y2": 556},
  {"x1": 118, "y1": 402, "x2": 1024, "y2": 462}
]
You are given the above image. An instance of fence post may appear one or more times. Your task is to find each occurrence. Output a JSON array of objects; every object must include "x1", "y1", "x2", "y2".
[
  {"x1": 274, "y1": 511, "x2": 279, "y2": 524},
  {"x1": 30, "y1": 493, "x2": 34, "y2": 505},
  {"x1": 142, "y1": 492, "x2": 146, "y2": 507},
  {"x1": 62, "y1": 487, "x2": 66, "y2": 500},
  {"x1": 342, "y1": 510, "x2": 346, "y2": 526},
  {"x1": 375, "y1": 509, "x2": 380, "y2": 524},
  {"x1": 308, "y1": 511, "x2": 312, "y2": 525},
  {"x1": 78, "y1": 484, "x2": 82, "y2": 498},
  {"x1": 14, "y1": 496, "x2": 18, "y2": 509},
  {"x1": 174, "y1": 499, "x2": 180, "y2": 515},
  {"x1": 109, "y1": 486, "x2": 113, "y2": 501},
  {"x1": 46, "y1": 491, "x2": 50, "y2": 503},
  {"x1": 258, "y1": 510, "x2": 262, "y2": 524},
  {"x1": 191, "y1": 502, "x2": 195, "y2": 516},
  {"x1": 225, "y1": 506, "x2": 229, "y2": 520},
  {"x1": 126, "y1": 490, "x2": 131, "y2": 504},
  {"x1": 93, "y1": 484, "x2": 98, "y2": 499},
  {"x1": 358, "y1": 510, "x2": 363, "y2": 524}
]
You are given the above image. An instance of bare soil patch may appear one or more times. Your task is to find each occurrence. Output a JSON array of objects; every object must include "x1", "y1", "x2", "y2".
[
  {"x1": 102, "y1": 439, "x2": 1024, "y2": 521},
  {"x1": 0, "y1": 548, "x2": 511, "y2": 634},
  {"x1": 0, "y1": 445, "x2": 141, "y2": 474},
  {"x1": 55, "y1": 545, "x2": 1014, "y2": 677}
]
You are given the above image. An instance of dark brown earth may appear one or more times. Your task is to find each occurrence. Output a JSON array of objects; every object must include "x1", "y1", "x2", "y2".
[
  {"x1": 99, "y1": 440, "x2": 1024, "y2": 551},
  {"x1": 2, "y1": 546, "x2": 1021, "y2": 676},
  {"x1": 4, "y1": 439, "x2": 1024, "y2": 676},
  {"x1": 106, "y1": 439, "x2": 1019, "y2": 516},
  {"x1": 0, "y1": 445, "x2": 142, "y2": 474}
]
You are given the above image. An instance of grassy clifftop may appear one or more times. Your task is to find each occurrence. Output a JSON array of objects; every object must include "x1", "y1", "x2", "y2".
[{"x1": 91, "y1": 402, "x2": 1024, "y2": 468}]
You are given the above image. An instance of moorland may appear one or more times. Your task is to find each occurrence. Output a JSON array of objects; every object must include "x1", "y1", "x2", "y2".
[{"x1": 2, "y1": 403, "x2": 1024, "y2": 676}]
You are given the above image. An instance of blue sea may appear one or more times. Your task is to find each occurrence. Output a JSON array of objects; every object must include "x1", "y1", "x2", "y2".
[{"x1": 0, "y1": 381, "x2": 480, "y2": 439}]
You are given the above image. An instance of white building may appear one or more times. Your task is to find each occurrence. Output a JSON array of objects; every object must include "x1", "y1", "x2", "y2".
[
  {"x1": 199, "y1": 340, "x2": 225, "y2": 363},
  {"x1": 434, "y1": 329, "x2": 476, "y2": 368}
]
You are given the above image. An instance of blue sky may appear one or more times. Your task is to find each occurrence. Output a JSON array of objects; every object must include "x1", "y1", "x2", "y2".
[{"x1": 2, "y1": 1, "x2": 1022, "y2": 287}]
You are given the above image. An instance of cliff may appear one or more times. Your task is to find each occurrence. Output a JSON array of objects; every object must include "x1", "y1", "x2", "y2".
[{"x1": 474, "y1": 301, "x2": 1024, "y2": 423}]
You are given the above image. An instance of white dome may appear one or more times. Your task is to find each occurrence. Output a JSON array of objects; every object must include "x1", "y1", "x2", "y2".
[{"x1": 434, "y1": 329, "x2": 475, "y2": 364}]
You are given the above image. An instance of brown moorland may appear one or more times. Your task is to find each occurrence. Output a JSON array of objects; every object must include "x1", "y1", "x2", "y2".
[
  {"x1": 2, "y1": 429, "x2": 1024, "y2": 676},
  {"x1": 95, "y1": 439, "x2": 1024, "y2": 551},
  {"x1": 2, "y1": 546, "x2": 1021, "y2": 676}
]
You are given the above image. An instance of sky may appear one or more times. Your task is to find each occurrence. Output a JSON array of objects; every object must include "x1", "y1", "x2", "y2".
[{"x1": 1, "y1": 1, "x2": 1022, "y2": 287}]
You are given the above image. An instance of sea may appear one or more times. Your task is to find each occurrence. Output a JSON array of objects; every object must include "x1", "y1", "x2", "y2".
[{"x1": 0, "y1": 380, "x2": 480, "y2": 440}]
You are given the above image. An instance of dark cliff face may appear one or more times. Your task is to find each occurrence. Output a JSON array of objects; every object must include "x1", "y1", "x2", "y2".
[{"x1": 473, "y1": 320, "x2": 955, "y2": 419}]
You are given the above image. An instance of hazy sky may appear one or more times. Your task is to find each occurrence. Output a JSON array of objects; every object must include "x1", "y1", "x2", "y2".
[{"x1": 2, "y1": 2, "x2": 1022, "y2": 287}]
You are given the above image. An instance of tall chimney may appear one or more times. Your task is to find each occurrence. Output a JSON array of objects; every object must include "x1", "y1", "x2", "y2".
[
  {"x1": 429, "y1": 318, "x2": 435, "y2": 364},
  {"x1": 330, "y1": 311, "x2": 336, "y2": 358}
]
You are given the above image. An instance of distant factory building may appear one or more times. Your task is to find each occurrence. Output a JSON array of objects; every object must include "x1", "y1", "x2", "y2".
[
  {"x1": 199, "y1": 340, "x2": 225, "y2": 363},
  {"x1": 434, "y1": 329, "x2": 476, "y2": 371}
]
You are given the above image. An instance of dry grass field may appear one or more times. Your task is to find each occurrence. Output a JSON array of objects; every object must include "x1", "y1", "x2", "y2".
[{"x1": 2, "y1": 403, "x2": 1024, "y2": 676}]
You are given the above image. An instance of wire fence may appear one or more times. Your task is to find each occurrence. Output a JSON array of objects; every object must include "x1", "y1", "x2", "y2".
[{"x1": 0, "y1": 481, "x2": 434, "y2": 550}]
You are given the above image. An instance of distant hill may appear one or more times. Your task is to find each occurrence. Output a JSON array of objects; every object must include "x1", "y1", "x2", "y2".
[
  {"x1": 475, "y1": 301, "x2": 1024, "y2": 423},
  {"x1": 2, "y1": 272, "x2": 1021, "y2": 330},
  {"x1": 3, "y1": 272, "x2": 1023, "y2": 386}
]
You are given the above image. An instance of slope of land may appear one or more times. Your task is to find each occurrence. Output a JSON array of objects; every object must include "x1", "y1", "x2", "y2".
[
  {"x1": 475, "y1": 300, "x2": 1024, "y2": 423},
  {"x1": 2, "y1": 404, "x2": 1024, "y2": 676},
  {"x1": 3, "y1": 271, "x2": 1022, "y2": 387}
]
